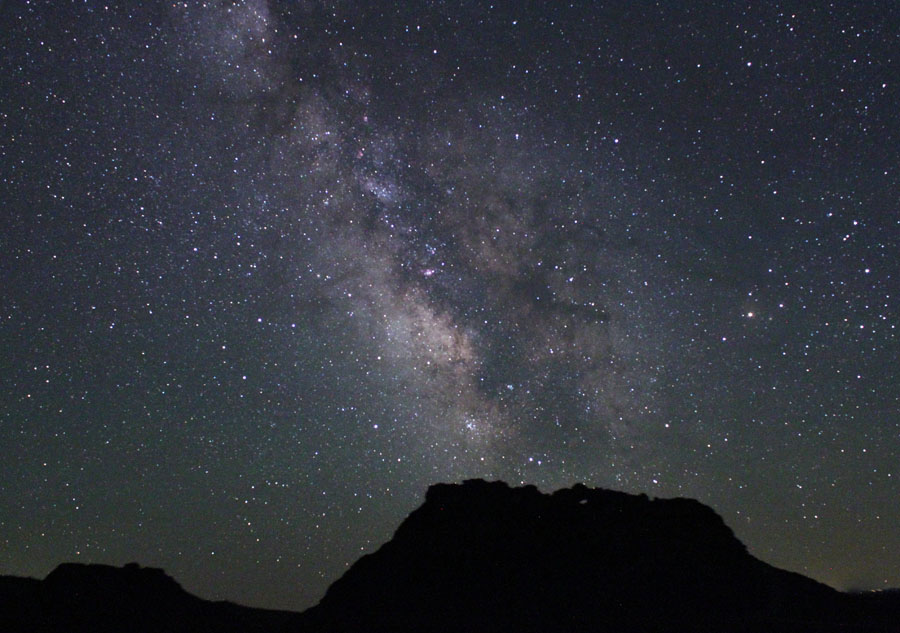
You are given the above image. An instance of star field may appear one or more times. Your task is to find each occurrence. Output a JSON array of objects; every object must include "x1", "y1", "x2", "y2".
[{"x1": 1, "y1": 1, "x2": 899, "y2": 610}]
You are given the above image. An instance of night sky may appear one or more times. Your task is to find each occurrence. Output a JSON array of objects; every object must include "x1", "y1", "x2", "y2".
[{"x1": 2, "y1": 1, "x2": 899, "y2": 611}]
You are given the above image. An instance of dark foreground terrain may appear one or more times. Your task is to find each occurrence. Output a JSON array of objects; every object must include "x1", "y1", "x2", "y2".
[{"x1": 3, "y1": 480, "x2": 898, "y2": 632}]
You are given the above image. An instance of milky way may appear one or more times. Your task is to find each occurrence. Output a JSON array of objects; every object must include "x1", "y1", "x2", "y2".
[{"x1": 2, "y1": 1, "x2": 899, "y2": 610}]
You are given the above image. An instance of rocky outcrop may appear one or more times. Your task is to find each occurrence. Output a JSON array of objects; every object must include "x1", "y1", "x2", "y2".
[
  {"x1": 0, "y1": 562, "x2": 301, "y2": 633},
  {"x1": 301, "y1": 479, "x2": 897, "y2": 632}
]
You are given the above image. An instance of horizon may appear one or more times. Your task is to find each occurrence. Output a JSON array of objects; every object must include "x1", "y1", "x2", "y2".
[{"x1": 8, "y1": 478, "x2": 900, "y2": 611}]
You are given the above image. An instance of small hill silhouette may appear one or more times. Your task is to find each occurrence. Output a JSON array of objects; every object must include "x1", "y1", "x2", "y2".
[
  {"x1": 0, "y1": 561, "x2": 302, "y2": 633},
  {"x1": 2, "y1": 480, "x2": 898, "y2": 632}
]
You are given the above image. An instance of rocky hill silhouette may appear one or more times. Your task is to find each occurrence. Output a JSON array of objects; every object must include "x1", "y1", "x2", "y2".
[
  {"x1": 3, "y1": 480, "x2": 898, "y2": 632},
  {"x1": 0, "y1": 561, "x2": 302, "y2": 633},
  {"x1": 300, "y1": 480, "x2": 898, "y2": 632}
]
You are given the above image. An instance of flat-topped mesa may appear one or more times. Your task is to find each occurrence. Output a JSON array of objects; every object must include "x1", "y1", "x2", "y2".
[
  {"x1": 399, "y1": 478, "x2": 748, "y2": 560},
  {"x1": 1, "y1": 562, "x2": 303, "y2": 633},
  {"x1": 308, "y1": 479, "x2": 861, "y2": 632},
  {"x1": 44, "y1": 562, "x2": 188, "y2": 600}
]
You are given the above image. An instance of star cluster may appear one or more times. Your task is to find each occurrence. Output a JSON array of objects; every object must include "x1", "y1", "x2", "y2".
[{"x1": 1, "y1": 1, "x2": 898, "y2": 610}]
